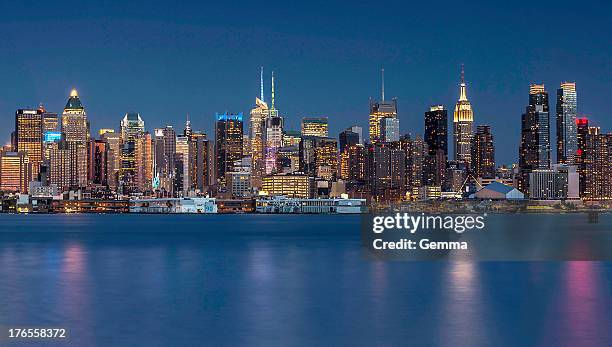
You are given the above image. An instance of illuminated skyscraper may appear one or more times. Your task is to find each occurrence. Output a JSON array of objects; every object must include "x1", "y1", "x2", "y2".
[
  {"x1": 0, "y1": 150, "x2": 31, "y2": 192},
  {"x1": 61, "y1": 89, "x2": 88, "y2": 188},
  {"x1": 250, "y1": 94, "x2": 268, "y2": 183},
  {"x1": 424, "y1": 105, "x2": 448, "y2": 185},
  {"x1": 62, "y1": 89, "x2": 89, "y2": 142},
  {"x1": 119, "y1": 112, "x2": 146, "y2": 193},
  {"x1": 15, "y1": 108, "x2": 43, "y2": 180},
  {"x1": 575, "y1": 118, "x2": 589, "y2": 196},
  {"x1": 453, "y1": 65, "x2": 474, "y2": 165},
  {"x1": 100, "y1": 130, "x2": 121, "y2": 190},
  {"x1": 175, "y1": 134, "x2": 190, "y2": 194},
  {"x1": 556, "y1": 82, "x2": 578, "y2": 164},
  {"x1": 154, "y1": 126, "x2": 177, "y2": 193},
  {"x1": 301, "y1": 117, "x2": 329, "y2": 137},
  {"x1": 583, "y1": 128, "x2": 612, "y2": 200},
  {"x1": 340, "y1": 143, "x2": 366, "y2": 187},
  {"x1": 369, "y1": 69, "x2": 397, "y2": 142},
  {"x1": 264, "y1": 71, "x2": 283, "y2": 174},
  {"x1": 49, "y1": 139, "x2": 87, "y2": 191},
  {"x1": 187, "y1": 131, "x2": 210, "y2": 192},
  {"x1": 519, "y1": 84, "x2": 551, "y2": 194},
  {"x1": 215, "y1": 113, "x2": 244, "y2": 183},
  {"x1": 471, "y1": 125, "x2": 495, "y2": 179}
]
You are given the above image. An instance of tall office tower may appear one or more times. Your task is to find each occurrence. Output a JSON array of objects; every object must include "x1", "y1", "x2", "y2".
[
  {"x1": 154, "y1": 126, "x2": 177, "y2": 193},
  {"x1": 368, "y1": 142, "x2": 406, "y2": 201},
  {"x1": 340, "y1": 144, "x2": 366, "y2": 186},
  {"x1": 215, "y1": 113, "x2": 244, "y2": 183},
  {"x1": 15, "y1": 108, "x2": 43, "y2": 180},
  {"x1": 62, "y1": 89, "x2": 89, "y2": 142},
  {"x1": 339, "y1": 128, "x2": 360, "y2": 153},
  {"x1": 453, "y1": 65, "x2": 474, "y2": 165},
  {"x1": 61, "y1": 89, "x2": 89, "y2": 188},
  {"x1": 583, "y1": 128, "x2": 612, "y2": 200},
  {"x1": 369, "y1": 69, "x2": 398, "y2": 142},
  {"x1": 100, "y1": 129, "x2": 121, "y2": 190},
  {"x1": 135, "y1": 132, "x2": 153, "y2": 193},
  {"x1": 299, "y1": 136, "x2": 318, "y2": 176},
  {"x1": 175, "y1": 135, "x2": 190, "y2": 195},
  {"x1": 380, "y1": 117, "x2": 400, "y2": 142},
  {"x1": 0, "y1": 150, "x2": 31, "y2": 192},
  {"x1": 301, "y1": 117, "x2": 329, "y2": 137},
  {"x1": 188, "y1": 131, "x2": 210, "y2": 192},
  {"x1": 264, "y1": 71, "x2": 283, "y2": 174},
  {"x1": 49, "y1": 139, "x2": 87, "y2": 191},
  {"x1": 471, "y1": 125, "x2": 495, "y2": 179},
  {"x1": 424, "y1": 105, "x2": 448, "y2": 185},
  {"x1": 250, "y1": 68, "x2": 269, "y2": 186},
  {"x1": 556, "y1": 82, "x2": 578, "y2": 164},
  {"x1": 314, "y1": 137, "x2": 338, "y2": 180},
  {"x1": 87, "y1": 139, "x2": 107, "y2": 186},
  {"x1": 410, "y1": 135, "x2": 427, "y2": 189},
  {"x1": 119, "y1": 112, "x2": 146, "y2": 193},
  {"x1": 575, "y1": 118, "x2": 589, "y2": 196},
  {"x1": 519, "y1": 84, "x2": 551, "y2": 194},
  {"x1": 398, "y1": 135, "x2": 413, "y2": 190},
  {"x1": 39, "y1": 104, "x2": 58, "y2": 132}
]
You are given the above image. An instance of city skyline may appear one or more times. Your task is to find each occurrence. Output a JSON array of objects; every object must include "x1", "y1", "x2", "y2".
[{"x1": 0, "y1": 0, "x2": 610, "y2": 165}]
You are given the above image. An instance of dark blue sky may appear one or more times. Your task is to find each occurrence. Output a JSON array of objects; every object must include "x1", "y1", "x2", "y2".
[{"x1": 1, "y1": 0, "x2": 610, "y2": 164}]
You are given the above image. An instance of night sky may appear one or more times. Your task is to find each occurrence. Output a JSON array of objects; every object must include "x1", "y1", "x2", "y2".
[{"x1": 0, "y1": 0, "x2": 609, "y2": 164}]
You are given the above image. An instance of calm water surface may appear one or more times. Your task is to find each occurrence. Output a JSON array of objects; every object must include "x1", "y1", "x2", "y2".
[{"x1": 0, "y1": 214, "x2": 610, "y2": 346}]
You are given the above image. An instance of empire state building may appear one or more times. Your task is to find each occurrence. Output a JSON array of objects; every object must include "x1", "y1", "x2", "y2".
[{"x1": 453, "y1": 65, "x2": 474, "y2": 165}]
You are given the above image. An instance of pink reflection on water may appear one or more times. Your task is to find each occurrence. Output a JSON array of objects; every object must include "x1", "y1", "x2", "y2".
[{"x1": 561, "y1": 262, "x2": 609, "y2": 346}]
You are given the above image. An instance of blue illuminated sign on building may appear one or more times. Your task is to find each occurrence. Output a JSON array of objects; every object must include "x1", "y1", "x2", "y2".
[{"x1": 43, "y1": 131, "x2": 62, "y2": 143}]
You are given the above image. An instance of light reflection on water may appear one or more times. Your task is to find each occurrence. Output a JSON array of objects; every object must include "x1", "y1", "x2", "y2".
[{"x1": 0, "y1": 214, "x2": 610, "y2": 346}]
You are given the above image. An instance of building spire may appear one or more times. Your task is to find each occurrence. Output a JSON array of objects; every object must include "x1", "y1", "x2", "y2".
[
  {"x1": 271, "y1": 71, "x2": 275, "y2": 110},
  {"x1": 260, "y1": 66, "x2": 264, "y2": 102},
  {"x1": 459, "y1": 64, "x2": 467, "y2": 101},
  {"x1": 381, "y1": 68, "x2": 385, "y2": 101}
]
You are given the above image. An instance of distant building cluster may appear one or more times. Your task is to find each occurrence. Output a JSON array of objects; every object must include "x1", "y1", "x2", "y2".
[{"x1": 1, "y1": 66, "x2": 610, "y2": 207}]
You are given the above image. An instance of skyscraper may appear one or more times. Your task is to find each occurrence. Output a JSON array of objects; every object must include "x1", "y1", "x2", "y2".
[
  {"x1": 62, "y1": 89, "x2": 89, "y2": 143},
  {"x1": 519, "y1": 84, "x2": 551, "y2": 194},
  {"x1": 301, "y1": 117, "x2": 329, "y2": 137},
  {"x1": 60, "y1": 89, "x2": 88, "y2": 188},
  {"x1": 100, "y1": 129, "x2": 121, "y2": 190},
  {"x1": 369, "y1": 69, "x2": 397, "y2": 142},
  {"x1": 471, "y1": 125, "x2": 495, "y2": 179},
  {"x1": 424, "y1": 105, "x2": 448, "y2": 185},
  {"x1": 87, "y1": 139, "x2": 108, "y2": 186},
  {"x1": 215, "y1": 113, "x2": 244, "y2": 183},
  {"x1": 0, "y1": 150, "x2": 31, "y2": 192},
  {"x1": 119, "y1": 112, "x2": 146, "y2": 193},
  {"x1": 264, "y1": 71, "x2": 283, "y2": 174},
  {"x1": 576, "y1": 118, "x2": 589, "y2": 196},
  {"x1": 15, "y1": 108, "x2": 43, "y2": 180},
  {"x1": 339, "y1": 128, "x2": 360, "y2": 153},
  {"x1": 583, "y1": 128, "x2": 612, "y2": 200},
  {"x1": 453, "y1": 65, "x2": 474, "y2": 165},
  {"x1": 154, "y1": 126, "x2": 177, "y2": 193},
  {"x1": 250, "y1": 67, "x2": 269, "y2": 185},
  {"x1": 187, "y1": 131, "x2": 210, "y2": 193},
  {"x1": 556, "y1": 82, "x2": 578, "y2": 164}
]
